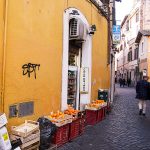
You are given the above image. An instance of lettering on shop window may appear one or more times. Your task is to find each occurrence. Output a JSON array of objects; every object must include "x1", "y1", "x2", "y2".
[
  {"x1": 22, "y1": 63, "x2": 40, "y2": 79},
  {"x1": 80, "y1": 67, "x2": 89, "y2": 93}
]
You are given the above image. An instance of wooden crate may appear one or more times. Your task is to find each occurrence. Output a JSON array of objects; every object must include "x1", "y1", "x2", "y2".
[
  {"x1": 46, "y1": 115, "x2": 72, "y2": 127},
  {"x1": 20, "y1": 137, "x2": 40, "y2": 149},
  {"x1": 11, "y1": 120, "x2": 39, "y2": 137},
  {"x1": 10, "y1": 130, "x2": 40, "y2": 144},
  {"x1": 21, "y1": 141, "x2": 40, "y2": 150}
]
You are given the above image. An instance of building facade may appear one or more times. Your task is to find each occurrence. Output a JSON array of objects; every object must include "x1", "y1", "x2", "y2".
[
  {"x1": 116, "y1": 0, "x2": 150, "y2": 86},
  {"x1": 0, "y1": 0, "x2": 113, "y2": 128},
  {"x1": 135, "y1": 30, "x2": 150, "y2": 79}
]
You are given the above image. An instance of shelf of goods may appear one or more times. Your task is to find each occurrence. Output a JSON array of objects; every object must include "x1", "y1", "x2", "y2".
[
  {"x1": 67, "y1": 70, "x2": 77, "y2": 108},
  {"x1": 48, "y1": 107, "x2": 86, "y2": 147},
  {"x1": 46, "y1": 112, "x2": 72, "y2": 127},
  {"x1": 10, "y1": 120, "x2": 40, "y2": 150},
  {"x1": 46, "y1": 111, "x2": 72, "y2": 147}
]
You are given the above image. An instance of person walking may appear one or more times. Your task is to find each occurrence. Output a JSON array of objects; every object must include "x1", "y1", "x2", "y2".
[
  {"x1": 127, "y1": 78, "x2": 131, "y2": 87},
  {"x1": 119, "y1": 77, "x2": 122, "y2": 87},
  {"x1": 136, "y1": 76, "x2": 149, "y2": 116},
  {"x1": 122, "y1": 78, "x2": 126, "y2": 87}
]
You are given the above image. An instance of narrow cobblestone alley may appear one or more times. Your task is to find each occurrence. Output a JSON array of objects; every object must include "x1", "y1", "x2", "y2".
[{"x1": 59, "y1": 85, "x2": 150, "y2": 150}]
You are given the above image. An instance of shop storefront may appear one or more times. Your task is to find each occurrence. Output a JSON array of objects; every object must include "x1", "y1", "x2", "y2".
[
  {"x1": 0, "y1": 0, "x2": 110, "y2": 128},
  {"x1": 62, "y1": 8, "x2": 92, "y2": 111}
]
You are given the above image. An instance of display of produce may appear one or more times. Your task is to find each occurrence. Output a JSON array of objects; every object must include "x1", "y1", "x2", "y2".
[
  {"x1": 64, "y1": 105, "x2": 80, "y2": 120},
  {"x1": 46, "y1": 111, "x2": 72, "y2": 127},
  {"x1": 85, "y1": 100, "x2": 107, "y2": 110},
  {"x1": 48, "y1": 111, "x2": 65, "y2": 120},
  {"x1": 7, "y1": 98, "x2": 109, "y2": 148},
  {"x1": 64, "y1": 105, "x2": 79, "y2": 115}
]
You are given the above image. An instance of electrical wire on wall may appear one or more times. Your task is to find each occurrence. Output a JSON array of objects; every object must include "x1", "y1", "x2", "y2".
[{"x1": 1, "y1": 0, "x2": 8, "y2": 112}]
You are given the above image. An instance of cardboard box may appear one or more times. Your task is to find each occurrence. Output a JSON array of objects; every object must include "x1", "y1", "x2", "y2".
[{"x1": 0, "y1": 113, "x2": 8, "y2": 128}]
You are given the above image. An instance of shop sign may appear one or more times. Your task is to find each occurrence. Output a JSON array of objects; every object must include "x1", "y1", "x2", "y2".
[
  {"x1": 80, "y1": 67, "x2": 89, "y2": 93},
  {"x1": 112, "y1": 25, "x2": 121, "y2": 45},
  {"x1": 143, "y1": 69, "x2": 147, "y2": 76}
]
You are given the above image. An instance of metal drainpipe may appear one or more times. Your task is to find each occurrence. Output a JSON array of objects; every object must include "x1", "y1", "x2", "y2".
[{"x1": 1, "y1": 0, "x2": 8, "y2": 112}]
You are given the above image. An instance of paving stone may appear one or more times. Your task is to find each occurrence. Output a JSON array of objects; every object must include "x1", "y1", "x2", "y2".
[{"x1": 59, "y1": 85, "x2": 150, "y2": 150}]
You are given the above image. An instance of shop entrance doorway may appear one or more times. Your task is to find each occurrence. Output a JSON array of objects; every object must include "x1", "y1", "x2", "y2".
[
  {"x1": 61, "y1": 8, "x2": 92, "y2": 111},
  {"x1": 67, "y1": 41, "x2": 82, "y2": 109}
]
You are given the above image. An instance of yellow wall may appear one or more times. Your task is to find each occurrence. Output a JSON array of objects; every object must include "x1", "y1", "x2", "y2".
[
  {"x1": 0, "y1": 0, "x2": 110, "y2": 128},
  {"x1": 91, "y1": 5, "x2": 110, "y2": 100},
  {"x1": 147, "y1": 37, "x2": 150, "y2": 79},
  {"x1": 3, "y1": 0, "x2": 64, "y2": 128},
  {"x1": 66, "y1": 1, "x2": 110, "y2": 101}
]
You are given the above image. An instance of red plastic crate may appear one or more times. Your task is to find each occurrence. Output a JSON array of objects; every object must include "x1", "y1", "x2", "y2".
[
  {"x1": 85, "y1": 110, "x2": 98, "y2": 125},
  {"x1": 107, "y1": 102, "x2": 111, "y2": 112},
  {"x1": 69, "y1": 118, "x2": 80, "y2": 141},
  {"x1": 52, "y1": 124, "x2": 69, "y2": 147},
  {"x1": 101, "y1": 106, "x2": 107, "y2": 120},
  {"x1": 96, "y1": 109, "x2": 103, "y2": 123},
  {"x1": 79, "y1": 117, "x2": 85, "y2": 135}
]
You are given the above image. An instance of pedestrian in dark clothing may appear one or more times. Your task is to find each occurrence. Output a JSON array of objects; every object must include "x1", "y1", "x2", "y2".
[
  {"x1": 119, "y1": 78, "x2": 123, "y2": 87},
  {"x1": 122, "y1": 78, "x2": 125, "y2": 87},
  {"x1": 136, "y1": 76, "x2": 149, "y2": 116},
  {"x1": 127, "y1": 78, "x2": 131, "y2": 87}
]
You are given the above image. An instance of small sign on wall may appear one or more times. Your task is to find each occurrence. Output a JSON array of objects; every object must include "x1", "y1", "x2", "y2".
[
  {"x1": 80, "y1": 67, "x2": 89, "y2": 93},
  {"x1": 143, "y1": 69, "x2": 147, "y2": 76},
  {"x1": 112, "y1": 25, "x2": 121, "y2": 45}
]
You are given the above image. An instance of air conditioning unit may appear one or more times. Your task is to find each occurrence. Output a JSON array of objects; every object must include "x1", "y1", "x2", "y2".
[{"x1": 69, "y1": 18, "x2": 87, "y2": 41}]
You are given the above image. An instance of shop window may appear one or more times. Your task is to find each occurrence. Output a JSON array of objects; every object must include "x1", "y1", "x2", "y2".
[
  {"x1": 128, "y1": 51, "x2": 132, "y2": 62},
  {"x1": 67, "y1": 41, "x2": 82, "y2": 109},
  {"x1": 130, "y1": 20, "x2": 132, "y2": 29},
  {"x1": 126, "y1": 20, "x2": 129, "y2": 31},
  {"x1": 130, "y1": 51, "x2": 132, "y2": 61},
  {"x1": 124, "y1": 41, "x2": 126, "y2": 48},
  {"x1": 134, "y1": 48, "x2": 139, "y2": 60},
  {"x1": 120, "y1": 44, "x2": 123, "y2": 51},
  {"x1": 142, "y1": 42, "x2": 144, "y2": 53},
  {"x1": 136, "y1": 12, "x2": 139, "y2": 22}
]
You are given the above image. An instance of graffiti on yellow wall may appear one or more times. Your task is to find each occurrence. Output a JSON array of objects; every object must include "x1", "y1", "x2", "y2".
[{"x1": 22, "y1": 63, "x2": 40, "y2": 79}]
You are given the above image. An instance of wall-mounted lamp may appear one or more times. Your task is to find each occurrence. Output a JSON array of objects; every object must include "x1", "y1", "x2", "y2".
[{"x1": 89, "y1": 25, "x2": 96, "y2": 35}]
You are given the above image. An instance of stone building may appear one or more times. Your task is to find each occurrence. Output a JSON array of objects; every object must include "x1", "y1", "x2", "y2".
[{"x1": 116, "y1": 0, "x2": 150, "y2": 85}]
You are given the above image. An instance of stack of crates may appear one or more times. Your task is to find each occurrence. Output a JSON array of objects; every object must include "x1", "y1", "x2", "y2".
[
  {"x1": 69, "y1": 118, "x2": 80, "y2": 141},
  {"x1": 52, "y1": 124, "x2": 70, "y2": 147},
  {"x1": 98, "y1": 89, "x2": 111, "y2": 113},
  {"x1": 10, "y1": 120, "x2": 40, "y2": 150}
]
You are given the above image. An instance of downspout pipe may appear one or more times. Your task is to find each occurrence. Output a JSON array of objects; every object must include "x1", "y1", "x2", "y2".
[{"x1": 1, "y1": 0, "x2": 8, "y2": 112}]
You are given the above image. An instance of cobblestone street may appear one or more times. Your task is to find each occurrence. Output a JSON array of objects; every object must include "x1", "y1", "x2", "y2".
[{"x1": 59, "y1": 85, "x2": 150, "y2": 150}]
